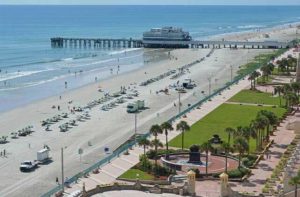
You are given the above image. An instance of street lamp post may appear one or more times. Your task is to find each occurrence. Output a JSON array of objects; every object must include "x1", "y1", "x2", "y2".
[
  {"x1": 208, "y1": 77, "x2": 212, "y2": 96},
  {"x1": 61, "y1": 147, "x2": 64, "y2": 192},
  {"x1": 230, "y1": 65, "x2": 233, "y2": 83},
  {"x1": 178, "y1": 92, "x2": 181, "y2": 114},
  {"x1": 134, "y1": 112, "x2": 138, "y2": 144}
]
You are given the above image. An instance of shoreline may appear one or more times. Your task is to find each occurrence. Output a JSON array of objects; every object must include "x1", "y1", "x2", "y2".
[
  {"x1": 0, "y1": 23, "x2": 298, "y2": 197},
  {"x1": 1, "y1": 21, "x2": 299, "y2": 114}
]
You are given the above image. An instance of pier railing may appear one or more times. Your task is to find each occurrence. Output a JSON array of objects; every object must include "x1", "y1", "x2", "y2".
[
  {"x1": 41, "y1": 48, "x2": 287, "y2": 197},
  {"x1": 51, "y1": 37, "x2": 290, "y2": 49}
]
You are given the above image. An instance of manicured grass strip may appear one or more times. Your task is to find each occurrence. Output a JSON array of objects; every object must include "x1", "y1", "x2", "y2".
[
  {"x1": 229, "y1": 90, "x2": 283, "y2": 106},
  {"x1": 119, "y1": 169, "x2": 154, "y2": 180},
  {"x1": 169, "y1": 104, "x2": 286, "y2": 152},
  {"x1": 236, "y1": 49, "x2": 287, "y2": 77}
]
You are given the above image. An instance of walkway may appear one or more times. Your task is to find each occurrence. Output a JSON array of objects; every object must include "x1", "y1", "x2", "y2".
[
  {"x1": 63, "y1": 78, "x2": 252, "y2": 195},
  {"x1": 225, "y1": 101, "x2": 275, "y2": 107}
]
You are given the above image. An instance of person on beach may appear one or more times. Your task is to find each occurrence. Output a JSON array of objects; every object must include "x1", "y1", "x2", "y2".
[
  {"x1": 3, "y1": 149, "x2": 5, "y2": 157},
  {"x1": 65, "y1": 81, "x2": 68, "y2": 88},
  {"x1": 58, "y1": 105, "x2": 60, "y2": 111},
  {"x1": 59, "y1": 95, "x2": 62, "y2": 100},
  {"x1": 56, "y1": 177, "x2": 59, "y2": 185}
]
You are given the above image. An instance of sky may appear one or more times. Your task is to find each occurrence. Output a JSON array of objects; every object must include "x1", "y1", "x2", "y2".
[{"x1": 0, "y1": 0, "x2": 300, "y2": 5}]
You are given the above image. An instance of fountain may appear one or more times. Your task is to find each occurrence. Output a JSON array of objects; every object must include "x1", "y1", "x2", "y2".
[
  {"x1": 161, "y1": 143, "x2": 239, "y2": 175},
  {"x1": 188, "y1": 145, "x2": 202, "y2": 164}
]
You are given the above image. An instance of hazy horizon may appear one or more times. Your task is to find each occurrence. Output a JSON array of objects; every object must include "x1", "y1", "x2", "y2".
[{"x1": 1, "y1": 0, "x2": 300, "y2": 5}]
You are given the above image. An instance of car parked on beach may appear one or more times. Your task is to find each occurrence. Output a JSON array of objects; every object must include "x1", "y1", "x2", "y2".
[{"x1": 19, "y1": 161, "x2": 38, "y2": 172}]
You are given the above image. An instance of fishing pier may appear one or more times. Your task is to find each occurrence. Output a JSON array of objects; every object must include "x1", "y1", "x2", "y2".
[{"x1": 51, "y1": 37, "x2": 290, "y2": 49}]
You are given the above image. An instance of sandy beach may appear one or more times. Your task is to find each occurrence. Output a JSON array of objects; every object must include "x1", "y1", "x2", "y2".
[{"x1": 0, "y1": 24, "x2": 298, "y2": 197}]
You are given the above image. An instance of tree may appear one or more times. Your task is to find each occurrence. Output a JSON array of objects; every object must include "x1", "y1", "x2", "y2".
[
  {"x1": 176, "y1": 121, "x2": 190, "y2": 150},
  {"x1": 274, "y1": 85, "x2": 284, "y2": 106},
  {"x1": 277, "y1": 59, "x2": 286, "y2": 74},
  {"x1": 248, "y1": 75, "x2": 254, "y2": 90},
  {"x1": 260, "y1": 64, "x2": 273, "y2": 82},
  {"x1": 161, "y1": 122, "x2": 174, "y2": 159},
  {"x1": 138, "y1": 138, "x2": 151, "y2": 155},
  {"x1": 250, "y1": 71, "x2": 261, "y2": 89},
  {"x1": 200, "y1": 141, "x2": 214, "y2": 176},
  {"x1": 236, "y1": 126, "x2": 244, "y2": 137},
  {"x1": 291, "y1": 82, "x2": 300, "y2": 96},
  {"x1": 289, "y1": 172, "x2": 300, "y2": 197},
  {"x1": 233, "y1": 137, "x2": 249, "y2": 168},
  {"x1": 225, "y1": 127, "x2": 236, "y2": 145},
  {"x1": 248, "y1": 71, "x2": 260, "y2": 90},
  {"x1": 150, "y1": 138, "x2": 163, "y2": 169},
  {"x1": 149, "y1": 124, "x2": 163, "y2": 166},
  {"x1": 250, "y1": 120, "x2": 260, "y2": 150},
  {"x1": 258, "y1": 110, "x2": 278, "y2": 137},
  {"x1": 255, "y1": 115, "x2": 269, "y2": 150},
  {"x1": 241, "y1": 126, "x2": 257, "y2": 154},
  {"x1": 284, "y1": 92, "x2": 299, "y2": 109},
  {"x1": 221, "y1": 142, "x2": 233, "y2": 173}
]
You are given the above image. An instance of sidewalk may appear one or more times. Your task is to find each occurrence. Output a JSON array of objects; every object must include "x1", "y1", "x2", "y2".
[{"x1": 63, "y1": 78, "x2": 252, "y2": 195}]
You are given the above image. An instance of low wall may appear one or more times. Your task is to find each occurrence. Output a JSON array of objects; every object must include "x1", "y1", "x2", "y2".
[
  {"x1": 81, "y1": 181, "x2": 188, "y2": 197},
  {"x1": 117, "y1": 178, "x2": 170, "y2": 185}
]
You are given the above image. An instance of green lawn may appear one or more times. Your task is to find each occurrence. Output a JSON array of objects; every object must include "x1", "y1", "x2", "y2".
[
  {"x1": 119, "y1": 169, "x2": 154, "y2": 180},
  {"x1": 169, "y1": 104, "x2": 286, "y2": 152},
  {"x1": 229, "y1": 90, "x2": 283, "y2": 106}
]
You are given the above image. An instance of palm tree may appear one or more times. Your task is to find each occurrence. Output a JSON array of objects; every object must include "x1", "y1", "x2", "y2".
[
  {"x1": 149, "y1": 124, "x2": 163, "y2": 166},
  {"x1": 277, "y1": 59, "x2": 286, "y2": 74},
  {"x1": 260, "y1": 64, "x2": 272, "y2": 82},
  {"x1": 221, "y1": 142, "x2": 233, "y2": 173},
  {"x1": 150, "y1": 139, "x2": 163, "y2": 150},
  {"x1": 200, "y1": 141, "x2": 214, "y2": 176},
  {"x1": 161, "y1": 122, "x2": 174, "y2": 159},
  {"x1": 236, "y1": 126, "x2": 244, "y2": 137},
  {"x1": 289, "y1": 172, "x2": 300, "y2": 197},
  {"x1": 233, "y1": 137, "x2": 249, "y2": 168},
  {"x1": 248, "y1": 75, "x2": 254, "y2": 90},
  {"x1": 250, "y1": 120, "x2": 260, "y2": 150},
  {"x1": 283, "y1": 84, "x2": 293, "y2": 107},
  {"x1": 150, "y1": 139, "x2": 163, "y2": 173},
  {"x1": 224, "y1": 127, "x2": 236, "y2": 145},
  {"x1": 284, "y1": 92, "x2": 299, "y2": 109},
  {"x1": 250, "y1": 71, "x2": 261, "y2": 89},
  {"x1": 241, "y1": 126, "x2": 257, "y2": 154},
  {"x1": 138, "y1": 138, "x2": 151, "y2": 155},
  {"x1": 258, "y1": 110, "x2": 278, "y2": 138},
  {"x1": 291, "y1": 82, "x2": 300, "y2": 96},
  {"x1": 176, "y1": 121, "x2": 190, "y2": 150},
  {"x1": 274, "y1": 86, "x2": 284, "y2": 106},
  {"x1": 255, "y1": 115, "x2": 269, "y2": 149}
]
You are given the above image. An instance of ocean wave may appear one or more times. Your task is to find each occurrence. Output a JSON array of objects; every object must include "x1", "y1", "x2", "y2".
[
  {"x1": 237, "y1": 25, "x2": 265, "y2": 29},
  {"x1": 63, "y1": 58, "x2": 74, "y2": 61},
  {"x1": 65, "y1": 53, "x2": 142, "y2": 68},
  {"x1": 0, "y1": 69, "x2": 55, "y2": 82},
  {"x1": 108, "y1": 48, "x2": 142, "y2": 55}
]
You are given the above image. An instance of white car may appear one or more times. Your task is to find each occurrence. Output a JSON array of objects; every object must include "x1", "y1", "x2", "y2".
[{"x1": 20, "y1": 161, "x2": 38, "y2": 172}]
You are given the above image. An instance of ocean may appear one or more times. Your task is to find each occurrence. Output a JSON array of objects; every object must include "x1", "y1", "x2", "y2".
[{"x1": 0, "y1": 5, "x2": 299, "y2": 112}]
